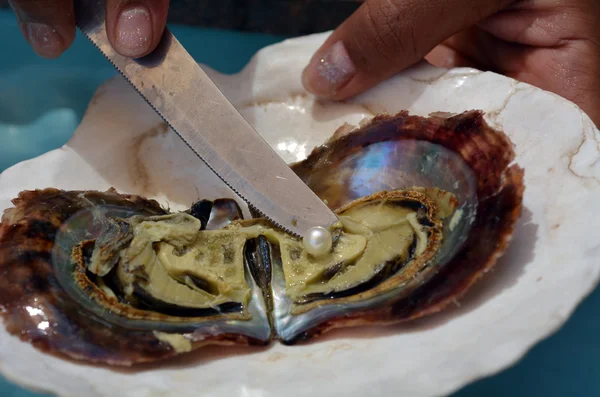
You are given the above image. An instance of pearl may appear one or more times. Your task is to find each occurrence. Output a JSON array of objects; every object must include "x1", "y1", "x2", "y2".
[{"x1": 303, "y1": 226, "x2": 333, "y2": 257}]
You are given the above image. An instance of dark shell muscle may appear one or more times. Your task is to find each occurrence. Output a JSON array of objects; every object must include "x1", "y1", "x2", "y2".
[{"x1": 0, "y1": 110, "x2": 524, "y2": 365}]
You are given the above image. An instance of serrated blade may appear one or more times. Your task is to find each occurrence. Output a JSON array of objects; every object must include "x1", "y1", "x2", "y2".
[{"x1": 73, "y1": 0, "x2": 339, "y2": 237}]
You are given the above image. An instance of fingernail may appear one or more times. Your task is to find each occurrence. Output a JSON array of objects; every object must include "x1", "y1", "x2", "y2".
[
  {"x1": 115, "y1": 6, "x2": 152, "y2": 57},
  {"x1": 302, "y1": 41, "x2": 356, "y2": 97},
  {"x1": 22, "y1": 23, "x2": 63, "y2": 59}
]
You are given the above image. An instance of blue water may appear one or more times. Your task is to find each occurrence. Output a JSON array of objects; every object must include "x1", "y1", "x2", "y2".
[{"x1": 0, "y1": 8, "x2": 598, "y2": 397}]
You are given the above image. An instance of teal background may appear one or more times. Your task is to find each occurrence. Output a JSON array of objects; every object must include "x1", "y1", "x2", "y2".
[{"x1": 0, "y1": 9, "x2": 598, "y2": 397}]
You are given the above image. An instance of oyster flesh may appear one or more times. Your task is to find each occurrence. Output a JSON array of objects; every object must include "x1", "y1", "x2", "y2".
[{"x1": 0, "y1": 110, "x2": 523, "y2": 365}]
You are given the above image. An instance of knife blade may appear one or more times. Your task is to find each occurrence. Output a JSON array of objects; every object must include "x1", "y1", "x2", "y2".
[{"x1": 73, "y1": 0, "x2": 339, "y2": 238}]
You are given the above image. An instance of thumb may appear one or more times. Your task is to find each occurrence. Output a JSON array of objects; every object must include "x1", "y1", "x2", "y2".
[
  {"x1": 105, "y1": 0, "x2": 170, "y2": 58},
  {"x1": 302, "y1": 0, "x2": 513, "y2": 100}
]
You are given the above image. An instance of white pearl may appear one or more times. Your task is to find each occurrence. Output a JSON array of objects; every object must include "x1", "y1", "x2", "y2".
[{"x1": 303, "y1": 226, "x2": 333, "y2": 257}]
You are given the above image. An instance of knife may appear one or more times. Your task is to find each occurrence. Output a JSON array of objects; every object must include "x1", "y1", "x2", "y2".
[{"x1": 73, "y1": 0, "x2": 339, "y2": 250}]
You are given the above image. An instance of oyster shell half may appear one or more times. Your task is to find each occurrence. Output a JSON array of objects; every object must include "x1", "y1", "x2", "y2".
[
  {"x1": 0, "y1": 189, "x2": 271, "y2": 365},
  {"x1": 0, "y1": 110, "x2": 523, "y2": 365}
]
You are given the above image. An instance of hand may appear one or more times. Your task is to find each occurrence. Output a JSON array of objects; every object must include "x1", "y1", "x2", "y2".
[
  {"x1": 301, "y1": 0, "x2": 600, "y2": 125},
  {"x1": 8, "y1": 0, "x2": 169, "y2": 59}
]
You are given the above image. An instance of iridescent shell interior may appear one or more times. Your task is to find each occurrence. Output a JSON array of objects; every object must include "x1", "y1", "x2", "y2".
[{"x1": 0, "y1": 110, "x2": 523, "y2": 365}]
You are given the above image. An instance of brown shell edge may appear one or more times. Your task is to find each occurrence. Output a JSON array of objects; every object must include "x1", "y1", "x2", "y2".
[{"x1": 288, "y1": 110, "x2": 525, "y2": 342}]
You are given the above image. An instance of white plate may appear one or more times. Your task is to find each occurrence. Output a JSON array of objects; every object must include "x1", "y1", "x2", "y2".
[{"x1": 1, "y1": 32, "x2": 599, "y2": 397}]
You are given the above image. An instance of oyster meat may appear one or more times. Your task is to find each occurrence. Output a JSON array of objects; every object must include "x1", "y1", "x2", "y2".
[{"x1": 0, "y1": 110, "x2": 524, "y2": 365}]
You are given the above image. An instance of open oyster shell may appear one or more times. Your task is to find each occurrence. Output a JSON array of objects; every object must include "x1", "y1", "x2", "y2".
[
  {"x1": 0, "y1": 189, "x2": 271, "y2": 365},
  {"x1": 0, "y1": 32, "x2": 598, "y2": 397},
  {"x1": 280, "y1": 110, "x2": 523, "y2": 342},
  {"x1": 0, "y1": 109, "x2": 523, "y2": 363}
]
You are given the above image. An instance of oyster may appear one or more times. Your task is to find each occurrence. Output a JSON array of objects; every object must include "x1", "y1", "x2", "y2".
[
  {"x1": 0, "y1": 189, "x2": 271, "y2": 365},
  {"x1": 0, "y1": 110, "x2": 523, "y2": 365}
]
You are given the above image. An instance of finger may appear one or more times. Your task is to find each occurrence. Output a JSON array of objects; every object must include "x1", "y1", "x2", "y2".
[
  {"x1": 425, "y1": 42, "x2": 483, "y2": 70},
  {"x1": 514, "y1": 42, "x2": 600, "y2": 127},
  {"x1": 425, "y1": 26, "x2": 533, "y2": 77},
  {"x1": 478, "y1": 6, "x2": 598, "y2": 47},
  {"x1": 425, "y1": 28, "x2": 495, "y2": 70},
  {"x1": 8, "y1": 0, "x2": 75, "y2": 59},
  {"x1": 429, "y1": 28, "x2": 600, "y2": 126},
  {"x1": 429, "y1": 27, "x2": 517, "y2": 73},
  {"x1": 302, "y1": 0, "x2": 515, "y2": 100},
  {"x1": 106, "y1": 0, "x2": 170, "y2": 58}
]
